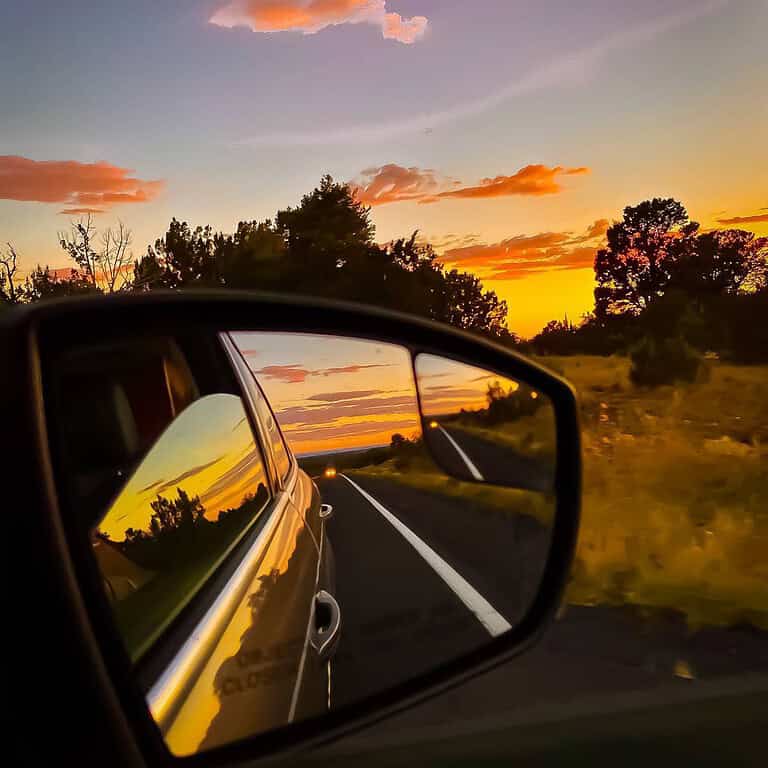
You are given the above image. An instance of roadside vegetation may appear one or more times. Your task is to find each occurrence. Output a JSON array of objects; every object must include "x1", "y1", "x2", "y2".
[{"x1": 540, "y1": 354, "x2": 768, "y2": 629}]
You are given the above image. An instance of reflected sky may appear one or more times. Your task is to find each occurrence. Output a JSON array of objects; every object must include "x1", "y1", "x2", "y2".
[
  {"x1": 415, "y1": 355, "x2": 523, "y2": 417},
  {"x1": 100, "y1": 394, "x2": 267, "y2": 540},
  {"x1": 232, "y1": 332, "x2": 421, "y2": 455}
]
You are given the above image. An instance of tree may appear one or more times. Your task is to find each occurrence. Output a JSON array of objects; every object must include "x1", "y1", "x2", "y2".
[
  {"x1": 0, "y1": 243, "x2": 20, "y2": 304},
  {"x1": 99, "y1": 222, "x2": 134, "y2": 293},
  {"x1": 59, "y1": 214, "x2": 99, "y2": 287},
  {"x1": 21, "y1": 265, "x2": 100, "y2": 302},
  {"x1": 133, "y1": 218, "x2": 221, "y2": 290},
  {"x1": 669, "y1": 229, "x2": 768, "y2": 297},
  {"x1": 275, "y1": 175, "x2": 375, "y2": 283},
  {"x1": 438, "y1": 269, "x2": 510, "y2": 339},
  {"x1": 58, "y1": 215, "x2": 136, "y2": 292},
  {"x1": 218, "y1": 220, "x2": 285, "y2": 290},
  {"x1": 595, "y1": 198, "x2": 693, "y2": 317}
]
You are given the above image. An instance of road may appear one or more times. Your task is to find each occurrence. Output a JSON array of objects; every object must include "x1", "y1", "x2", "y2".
[
  {"x1": 318, "y1": 472, "x2": 551, "y2": 711},
  {"x1": 424, "y1": 422, "x2": 554, "y2": 491},
  {"x1": 315, "y1": 469, "x2": 768, "y2": 747}
]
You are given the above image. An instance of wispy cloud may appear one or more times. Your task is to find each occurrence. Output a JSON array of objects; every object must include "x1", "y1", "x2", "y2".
[
  {"x1": 240, "y1": 0, "x2": 728, "y2": 145},
  {"x1": 0, "y1": 156, "x2": 163, "y2": 213},
  {"x1": 307, "y1": 389, "x2": 381, "y2": 402},
  {"x1": 352, "y1": 163, "x2": 589, "y2": 206},
  {"x1": 254, "y1": 362, "x2": 390, "y2": 383},
  {"x1": 210, "y1": 0, "x2": 427, "y2": 44},
  {"x1": 716, "y1": 211, "x2": 768, "y2": 225}
]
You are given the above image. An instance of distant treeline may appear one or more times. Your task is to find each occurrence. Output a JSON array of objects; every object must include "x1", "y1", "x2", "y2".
[
  {"x1": 3, "y1": 186, "x2": 765, "y2": 364},
  {"x1": 1, "y1": 176, "x2": 510, "y2": 342}
]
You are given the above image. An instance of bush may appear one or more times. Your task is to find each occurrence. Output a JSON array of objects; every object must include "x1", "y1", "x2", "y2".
[{"x1": 629, "y1": 335, "x2": 702, "y2": 387}]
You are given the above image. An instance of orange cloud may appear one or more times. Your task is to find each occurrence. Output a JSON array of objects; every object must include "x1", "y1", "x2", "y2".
[
  {"x1": 584, "y1": 218, "x2": 610, "y2": 239},
  {"x1": 210, "y1": 0, "x2": 428, "y2": 44},
  {"x1": 352, "y1": 164, "x2": 441, "y2": 206},
  {"x1": 716, "y1": 212, "x2": 768, "y2": 225},
  {"x1": 440, "y1": 220, "x2": 606, "y2": 280},
  {"x1": 351, "y1": 163, "x2": 589, "y2": 206},
  {"x1": 0, "y1": 156, "x2": 163, "y2": 212},
  {"x1": 437, "y1": 165, "x2": 590, "y2": 200}
]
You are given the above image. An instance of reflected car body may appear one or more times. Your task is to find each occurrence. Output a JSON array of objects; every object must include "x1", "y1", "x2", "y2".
[{"x1": 49, "y1": 330, "x2": 337, "y2": 756}]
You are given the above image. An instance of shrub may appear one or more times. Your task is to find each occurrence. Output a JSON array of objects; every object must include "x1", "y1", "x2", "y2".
[{"x1": 629, "y1": 335, "x2": 702, "y2": 387}]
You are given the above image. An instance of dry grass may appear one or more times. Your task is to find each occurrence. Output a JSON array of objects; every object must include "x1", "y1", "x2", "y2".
[{"x1": 537, "y1": 355, "x2": 768, "y2": 628}]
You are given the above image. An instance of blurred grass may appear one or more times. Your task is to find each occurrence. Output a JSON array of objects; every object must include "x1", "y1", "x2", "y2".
[{"x1": 536, "y1": 355, "x2": 768, "y2": 629}]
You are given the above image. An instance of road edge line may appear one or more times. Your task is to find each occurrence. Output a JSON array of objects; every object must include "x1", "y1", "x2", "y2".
[
  {"x1": 339, "y1": 474, "x2": 511, "y2": 638},
  {"x1": 437, "y1": 426, "x2": 485, "y2": 481}
]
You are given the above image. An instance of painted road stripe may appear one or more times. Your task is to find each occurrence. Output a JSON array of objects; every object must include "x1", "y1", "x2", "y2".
[
  {"x1": 340, "y1": 474, "x2": 511, "y2": 638},
  {"x1": 438, "y1": 425, "x2": 485, "y2": 482}
]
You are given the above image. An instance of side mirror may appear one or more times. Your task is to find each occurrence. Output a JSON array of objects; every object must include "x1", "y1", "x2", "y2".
[{"x1": 5, "y1": 293, "x2": 580, "y2": 764}]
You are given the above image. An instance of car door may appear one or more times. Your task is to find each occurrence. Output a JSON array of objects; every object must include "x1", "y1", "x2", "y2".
[
  {"x1": 221, "y1": 333, "x2": 334, "y2": 723},
  {"x1": 48, "y1": 331, "x2": 328, "y2": 757}
]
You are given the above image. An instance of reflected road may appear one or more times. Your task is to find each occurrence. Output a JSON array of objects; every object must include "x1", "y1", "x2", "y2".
[
  {"x1": 317, "y1": 473, "x2": 551, "y2": 710},
  {"x1": 425, "y1": 424, "x2": 554, "y2": 491}
]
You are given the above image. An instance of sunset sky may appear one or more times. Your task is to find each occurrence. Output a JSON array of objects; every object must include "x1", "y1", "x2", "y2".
[
  {"x1": 232, "y1": 332, "x2": 422, "y2": 455},
  {"x1": 100, "y1": 393, "x2": 269, "y2": 540},
  {"x1": 1, "y1": 0, "x2": 766, "y2": 335}
]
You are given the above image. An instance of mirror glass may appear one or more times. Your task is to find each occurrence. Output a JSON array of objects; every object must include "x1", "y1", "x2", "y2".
[
  {"x1": 45, "y1": 330, "x2": 556, "y2": 756},
  {"x1": 415, "y1": 354, "x2": 557, "y2": 492}
]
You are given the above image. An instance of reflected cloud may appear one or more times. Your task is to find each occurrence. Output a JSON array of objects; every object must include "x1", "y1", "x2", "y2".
[{"x1": 255, "y1": 362, "x2": 391, "y2": 384}]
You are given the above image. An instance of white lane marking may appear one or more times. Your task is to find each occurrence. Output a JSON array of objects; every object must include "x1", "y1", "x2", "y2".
[
  {"x1": 340, "y1": 475, "x2": 511, "y2": 638},
  {"x1": 437, "y1": 425, "x2": 485, "y2": 482}
]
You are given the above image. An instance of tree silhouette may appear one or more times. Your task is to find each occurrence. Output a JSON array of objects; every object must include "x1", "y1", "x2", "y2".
[
  {"x1": 276, "y1": 174, "x2": 375, "y2": 278},
  {"x1": 0, "y1": 243, "x2": 20, "y2": 305},
  {"x1": 130, "y1": 176, "x2": 512, "y2": 340},
  {"x1": 669, "y1": 229, "x2": 767, "y2": 297},
  {"x1": 595, "y1": 198, "x2": 692, "y2": 317},
  {"x1": 21, "y1": 265, "x2": 100, "y2": 301}
]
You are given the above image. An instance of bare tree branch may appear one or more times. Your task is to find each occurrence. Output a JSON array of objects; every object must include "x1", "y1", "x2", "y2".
[
  {"x1": 59, "y1": 214, "x2": 98, "y2": 287},
  {"x1": 0, "y1": 242, "x2": 20, "y2": 303},
  {"x1": 100, "y1": 220, "x2": 134, "y2": 292}
]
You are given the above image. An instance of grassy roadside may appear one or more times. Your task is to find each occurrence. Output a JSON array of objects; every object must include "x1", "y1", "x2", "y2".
[{"x1": 537, "y1": 355, "x2": 768, "y2": 629}]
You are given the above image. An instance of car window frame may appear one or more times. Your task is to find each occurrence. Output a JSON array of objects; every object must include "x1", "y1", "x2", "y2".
[{"x1": 220, "y1": 333, "x2": 296, "y2": 493}]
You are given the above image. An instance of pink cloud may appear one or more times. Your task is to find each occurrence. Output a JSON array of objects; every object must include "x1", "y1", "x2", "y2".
[
  {"x1": 351, "y1": 164, "x2": 441, "y2": 206},
  {"x1": 0, "y1": 156, "x2": 163, "y2": 213},
  {"x1": 210, "y1": 0, "x2": 428, "y2": 44},
  {"x1": 382, "y1": 12, "x2": 428, "y2": 43}
]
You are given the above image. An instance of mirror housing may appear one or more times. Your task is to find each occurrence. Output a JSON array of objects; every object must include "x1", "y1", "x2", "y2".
[{"x1": 2, "y1": 292, "x2": 580, "y2": 765}]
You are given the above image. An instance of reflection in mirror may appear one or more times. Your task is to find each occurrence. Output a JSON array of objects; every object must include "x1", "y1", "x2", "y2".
[
  {"x1": 415, "y1": 354, "x2": 557, "y2": 492},
  {"x1": 47, "y1": 330, "x2": 557, "y2": 757}
]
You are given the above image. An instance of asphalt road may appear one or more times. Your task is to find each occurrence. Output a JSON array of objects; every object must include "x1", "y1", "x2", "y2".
[
  {"x1": 317, "y1": 472, "x2": 552, "y2": 711},
  {"x1": 424, "y1": 422, "x2": 554, "y2": 491}
]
